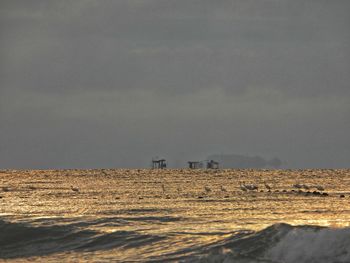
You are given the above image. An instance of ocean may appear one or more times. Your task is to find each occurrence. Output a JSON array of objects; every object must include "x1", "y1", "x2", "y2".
[{"x1": 1, "y1": 169, "x2": 350, "y2": 262}]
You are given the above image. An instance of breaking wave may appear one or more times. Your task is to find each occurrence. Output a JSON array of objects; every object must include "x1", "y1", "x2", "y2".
[
  {"x1": 1, "y1": 219, "x2": 350, "y2": 262},
  {"x1": 191, "y1": 223, "x2": 350, "y2": 263}
]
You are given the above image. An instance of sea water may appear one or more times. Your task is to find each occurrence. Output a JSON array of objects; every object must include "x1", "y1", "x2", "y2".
[{"x1": 1, "y1": 169, "x2": 350, "y2": 262}]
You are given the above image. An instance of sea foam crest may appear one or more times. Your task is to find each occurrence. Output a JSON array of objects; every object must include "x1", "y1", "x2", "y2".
[
  {"x1": 266, "y1": 226, "x2": 350, "y2": 263},
  {"x1": 194, "y1": 224, "x2": 350, "y2": 263}
]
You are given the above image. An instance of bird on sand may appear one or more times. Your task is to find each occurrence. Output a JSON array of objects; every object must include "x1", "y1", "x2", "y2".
[
  {"x1": 204, "y1": 186, "x2": 212, "y2": 193},
  {"x1": 264, "y1": 182, "x2": 271, "y2": 191},
  {"x1": 1, "y1": 187, "x2": 10, "y2": 192},
  {"x1": 239, "y1": 182, "x2": 247, "y2": 192},
  {"x1": 243, "y1": 182, "x2": 258, "y2": 191},
  {"x1": 71, "y1": 186, "x2": 79, "y2": 192}
]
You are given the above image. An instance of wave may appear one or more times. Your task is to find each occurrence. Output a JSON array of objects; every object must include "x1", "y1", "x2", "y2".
[
  {"x1": 1, "y1": 219, "x2": 350, "y2": 262},
  {"x1": 190, "y1": 223, "x2": 350, "y2": 263},
  {"x1": 0, "y1": 219, "x2": 165, "y2": 259}
]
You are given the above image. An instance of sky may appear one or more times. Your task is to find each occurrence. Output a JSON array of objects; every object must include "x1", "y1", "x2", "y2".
[{"x1": 0, "y1": 0, "x2": 349, "y2": 169}]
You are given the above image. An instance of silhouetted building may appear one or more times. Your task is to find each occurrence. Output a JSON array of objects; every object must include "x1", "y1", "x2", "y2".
[
  {"x1": 152, "y1": 159, "x2": 167, "y2": 169},
  {"x1": 207, "y1": 160, "x2": 219, "y2": 169},
  {"x1": 188, "y1": 161, "x2": 202, "y2": 169}
]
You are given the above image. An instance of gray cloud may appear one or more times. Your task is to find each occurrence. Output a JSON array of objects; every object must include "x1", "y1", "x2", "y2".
[{"x1": 1, "y1": 0, "x2": 349, "y2": 168}]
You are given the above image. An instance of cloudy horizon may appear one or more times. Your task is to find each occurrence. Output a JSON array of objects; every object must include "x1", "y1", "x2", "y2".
[{"x1": 1, "y1": 0, "x2": 349, "y2": 169}]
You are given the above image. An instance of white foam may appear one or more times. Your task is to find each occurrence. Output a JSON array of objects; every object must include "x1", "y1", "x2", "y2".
[
  {"x1": 193, "y1": 225, "x2": 350, "y2": 263},
  {"x1": 266, "y1": 227, "x2": 350, "y2": 263}
]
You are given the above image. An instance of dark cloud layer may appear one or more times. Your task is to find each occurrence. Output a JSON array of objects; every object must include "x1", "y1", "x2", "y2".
[{"x1": 1, "y1": 0, "x2": 349, "y2": 169}]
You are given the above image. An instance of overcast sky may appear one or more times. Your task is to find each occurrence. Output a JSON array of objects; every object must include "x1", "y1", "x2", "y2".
[{"x1": 1, "y1": 0, "x2": 349, "y2": 169}]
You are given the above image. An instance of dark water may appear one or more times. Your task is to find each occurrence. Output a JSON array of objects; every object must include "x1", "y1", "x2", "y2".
[{"x1": 1, "y1": 169, "x2": 350, "y2": 262}]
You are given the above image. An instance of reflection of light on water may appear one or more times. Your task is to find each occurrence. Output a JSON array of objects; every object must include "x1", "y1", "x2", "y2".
[{"x1": 1, "y1": 169, "x2": 350, "y2": 261}]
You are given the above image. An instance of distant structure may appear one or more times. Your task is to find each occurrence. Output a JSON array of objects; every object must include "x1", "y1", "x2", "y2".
[
  {"x1": 206, "y1": 160, "x2": 219, "y2": 169},
  {"x1": 188, "y1": 161, "x2": 202, "y2": 169},
  {"x1": 152, "y1": 158, "x2": 167, "y2": 169}
]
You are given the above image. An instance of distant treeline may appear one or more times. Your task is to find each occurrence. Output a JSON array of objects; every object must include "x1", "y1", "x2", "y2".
[{"x1": 208, "y1": 154, "x2": 282, "y2": 169}]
